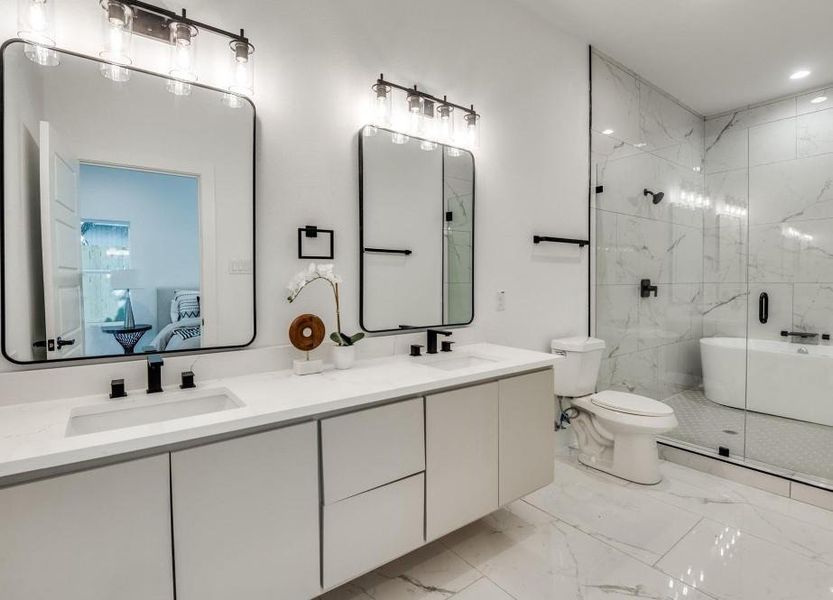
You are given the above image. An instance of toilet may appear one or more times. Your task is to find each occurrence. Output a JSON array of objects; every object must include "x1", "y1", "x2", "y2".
[{"x1": 551, "y1": 337, "x2": 678, "y2": 485}]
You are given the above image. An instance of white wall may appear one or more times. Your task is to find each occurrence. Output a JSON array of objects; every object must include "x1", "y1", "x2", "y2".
[{"x1": 0, "y1": 0, "x2": 589, "y2": 381}]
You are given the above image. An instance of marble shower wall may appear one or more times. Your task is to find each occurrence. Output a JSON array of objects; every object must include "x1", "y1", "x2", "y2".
[
  {"x1": 592, "y1": 52, "x2": 706, "y2": 400},
  {"x1": 704, "y1": 89, "x2": 833, "y2": 340}
]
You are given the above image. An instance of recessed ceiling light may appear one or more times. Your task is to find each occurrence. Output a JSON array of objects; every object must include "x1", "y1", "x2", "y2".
[
  {"x1": 601, "y1": 129, "x2": 614, "y2": 135},
  {"x1": 811, "y1": 95, "x2": 828, "y2": 104},
  {"x1": 790, "y1": 69, "x2": 811, "y2": 80}
]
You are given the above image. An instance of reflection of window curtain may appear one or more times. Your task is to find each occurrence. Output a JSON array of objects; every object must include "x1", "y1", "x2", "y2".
[{"x1": 81, "y1": 221, "x2": 130, "y2": 323}]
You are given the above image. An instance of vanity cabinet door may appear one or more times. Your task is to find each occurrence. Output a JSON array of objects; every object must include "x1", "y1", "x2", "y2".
[
  {"x1": 499, "y1": 369, "x2": 555, "y2": 505},
  {"x1": 171, "y1": 423, "x2": 320, "y2": 600},
  {"x1": 425, "y1": 382, "x2": 499, "y2": 541},
  {"x1": 0, "y1": 455, "x2": 173, "y2": 600}
]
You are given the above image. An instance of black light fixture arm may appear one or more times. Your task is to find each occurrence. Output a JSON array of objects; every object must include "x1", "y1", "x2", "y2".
[
  {"x1": 122, "y1": 0, "x2": 250, "y2": 44},
  {"x1": 376, "y1": 74, "x2": 479, "y2": 118}
]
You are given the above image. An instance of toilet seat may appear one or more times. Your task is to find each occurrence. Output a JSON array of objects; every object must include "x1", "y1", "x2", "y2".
[{"x1": 590, "y1": 390, "x2": 674, "y2": 418}]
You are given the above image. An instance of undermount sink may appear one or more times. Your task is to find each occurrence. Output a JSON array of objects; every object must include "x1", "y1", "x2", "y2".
[
  {"x1": 66, "y1": 389, "x2": 244, "y2": 437},
  {"x1": 423, "y1": 355, "x2": 498, "y2": 371}
]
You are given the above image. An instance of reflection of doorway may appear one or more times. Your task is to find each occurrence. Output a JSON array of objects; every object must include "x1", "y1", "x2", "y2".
[{"x1": 77, "y1": 163, "x2": 200, "y2": 356}]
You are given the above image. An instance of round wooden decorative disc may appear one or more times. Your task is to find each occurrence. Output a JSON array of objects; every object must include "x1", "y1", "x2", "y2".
[{"x1": 289, "y1": 314, "x2": 325, "y2": 352}]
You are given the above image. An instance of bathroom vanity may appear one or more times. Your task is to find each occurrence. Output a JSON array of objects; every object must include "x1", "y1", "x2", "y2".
[{"x1": 0, "y1": 343, "x2": 555, "y2": 599}]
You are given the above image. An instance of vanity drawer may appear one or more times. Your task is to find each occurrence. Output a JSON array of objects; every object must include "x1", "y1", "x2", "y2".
[
  {"x1": 321, "y1": 397, "x2": 424, "y2": 504},
  {"x1": 323, "y1": 473, "x2": 425, "y2": 589}
]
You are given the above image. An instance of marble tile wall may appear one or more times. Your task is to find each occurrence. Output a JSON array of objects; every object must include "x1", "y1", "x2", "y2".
[
  {"x1": 592, "y1": 52, "x2": 706, "y2": 400},
  {"x1": 704, "y1": 90, "x2": 833, "y2": 341}
]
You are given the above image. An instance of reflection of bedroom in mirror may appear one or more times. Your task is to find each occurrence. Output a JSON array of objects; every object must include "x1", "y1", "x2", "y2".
[
  {"x1": 2, "y1": 41, "x2": 255, "y2": 363},
  {"x1": 78, "y1": 164, "x2": 201, "y2": 356}
]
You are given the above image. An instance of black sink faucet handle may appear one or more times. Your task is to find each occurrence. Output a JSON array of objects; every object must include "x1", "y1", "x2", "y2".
[
  {"x1": 147, "y1": 354, "x2": 164, "y2": 394},
  {"x1": 410, "y1": 344, "x2": 424, "y2": 357},
  {"x1": 426, "y1": 329, "x2": 453, "y2": 354},
  {"x1": 441, "y1": 340, "x2": 455, "y2": 352}
]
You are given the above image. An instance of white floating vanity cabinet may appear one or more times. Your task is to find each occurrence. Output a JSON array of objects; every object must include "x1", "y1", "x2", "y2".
[{"x1": 0, "y1": 367, "x2": 553, "y2": 599}]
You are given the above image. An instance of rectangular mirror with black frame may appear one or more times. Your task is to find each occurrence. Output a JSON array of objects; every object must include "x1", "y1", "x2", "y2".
[
  {"x1": 359, "y1": 125, "x2": 474, "y2": 333},
  {"x1": 2, "y1": 41, "x2": 255, "y2": 364}
]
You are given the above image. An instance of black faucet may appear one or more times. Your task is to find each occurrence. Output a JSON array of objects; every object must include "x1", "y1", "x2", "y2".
[
  {"x1": 426, "y1": 329, "x2": 452, "y2": 354},
  {"x1": 640, "y1": 279, "x2": 658, "y2": 298},
  {"x1": 147, "y1": 354, "x2": 164, "y2": 394}
]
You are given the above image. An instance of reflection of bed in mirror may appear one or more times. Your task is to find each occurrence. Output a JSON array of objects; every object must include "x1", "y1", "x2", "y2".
[{"x1": 144, "y1": 288, "x2": 202, "y2": 352}]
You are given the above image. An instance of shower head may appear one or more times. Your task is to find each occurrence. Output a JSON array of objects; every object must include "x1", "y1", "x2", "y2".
[{"x1": 644, "y1": 188, "x2": 665, "y2": 204}]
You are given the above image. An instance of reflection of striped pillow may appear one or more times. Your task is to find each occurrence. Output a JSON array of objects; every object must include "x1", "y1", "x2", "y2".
[
  {"x1": 174, "y1": 326, "x2": 201, "y2": 340},
  {"x1": 176, "y1": 294, "x2": 200, "y2": 320}
]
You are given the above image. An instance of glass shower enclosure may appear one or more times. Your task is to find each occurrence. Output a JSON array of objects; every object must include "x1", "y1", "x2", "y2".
[{"x1": 591, "y1": 49, "x2": 833, "y2": 489}]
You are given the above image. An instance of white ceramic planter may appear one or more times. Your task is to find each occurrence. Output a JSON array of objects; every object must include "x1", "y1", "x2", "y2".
[{"x1": 332, "y1": 345, "x2": 356, "y2": 370}]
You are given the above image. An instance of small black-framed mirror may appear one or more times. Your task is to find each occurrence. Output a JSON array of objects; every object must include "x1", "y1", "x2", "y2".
[
  {"x1": 1, "y1": 40, "x2": 256, "y2": 364},
  {"x1": 359, "y1": 125, "x2": 475, "y2": 333}
]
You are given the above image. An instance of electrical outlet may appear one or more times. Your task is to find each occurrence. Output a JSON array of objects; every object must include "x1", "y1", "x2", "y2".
[
  {"x1": 497, "y1": 290, "x2": 506, "y2": 311},
  {"x1": 229, "y1": 259, "x2": 253, "y2": 274}
]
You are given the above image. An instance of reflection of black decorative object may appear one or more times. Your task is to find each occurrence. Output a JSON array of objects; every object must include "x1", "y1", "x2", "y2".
[
  {"x1": 364, "y1": 247, "x2": 412, "y2": 256},
  {"x1": 297, "y1": 226, "x2": 334, "y2": 259},
  {"x1": 533, "y1": 235, "x2": 589, "y2": 247},
  {"x1": 102, "y1": 324, "x2": 152, "y2": 354}
]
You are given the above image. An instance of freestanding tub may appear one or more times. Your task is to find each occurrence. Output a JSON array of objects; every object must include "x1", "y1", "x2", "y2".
[{"x1": 700, "y1": 337, "x2": 833, "y2": 427}]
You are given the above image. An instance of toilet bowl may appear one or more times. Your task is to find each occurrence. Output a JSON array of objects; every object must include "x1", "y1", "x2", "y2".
[
  {"x1": 552, "y1": 337, "x2": 677, "y2": 485},
  {"x1": 569, "y1": 391, "x2": 677, "y2": 484}
]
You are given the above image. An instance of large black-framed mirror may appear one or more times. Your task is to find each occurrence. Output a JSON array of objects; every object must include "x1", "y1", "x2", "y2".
[
  {"x1": 359, "y1": 125, "x2": 475, "y2": 333},
  {"x1": 1, "y1": 40, "x2": 256, "y2": 364}
]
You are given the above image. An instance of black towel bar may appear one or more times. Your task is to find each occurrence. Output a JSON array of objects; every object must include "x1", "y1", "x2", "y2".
[
  {"x1": 364, "y1": 247, "x2": 413, "y2": 256},
  {"x1": 533, "y1": 235, "x2": 589, "y2": 247}
]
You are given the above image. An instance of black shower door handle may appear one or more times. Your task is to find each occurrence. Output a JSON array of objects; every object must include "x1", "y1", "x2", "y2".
[{"x1": 759, "y1": 292, "x2": 769, "y2": 324}]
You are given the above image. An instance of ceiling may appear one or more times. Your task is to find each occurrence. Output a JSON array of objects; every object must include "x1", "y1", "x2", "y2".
[{"x1": 515, "y1": 0, "x2": 833, "y2": 116}]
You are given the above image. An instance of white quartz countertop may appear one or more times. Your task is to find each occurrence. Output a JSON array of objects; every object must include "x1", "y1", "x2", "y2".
[{"x1": 0, "y1": 343, "x2": 555, "y2": 481}]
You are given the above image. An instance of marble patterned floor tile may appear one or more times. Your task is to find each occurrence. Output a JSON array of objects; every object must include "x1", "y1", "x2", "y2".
[
  {"x1": 640, "y1": 461, "x2": 833, "y2": 567},
  {"x1": 448, "y1": 578, "x2": 514, "y2": 600},
  {"x1": 320, "y1": 541, "x2": 481, "y2": 600},
  {"x1": 442, "y1": 501, "x2": 713, "y2": 600},
  {"x1": 656, "y1": 518, "x2": 833, "y2": 600},
  {"x1": 523, "y1": 460, "x2": 702, "y2": 565}
]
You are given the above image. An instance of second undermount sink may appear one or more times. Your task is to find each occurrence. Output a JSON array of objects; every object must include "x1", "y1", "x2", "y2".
[
  {"x1": 423, "y1": 354, "x2": 498, "y2": 371},
  {"x1": 66, "y1": 389, "x2": 244, "y2": 437}
]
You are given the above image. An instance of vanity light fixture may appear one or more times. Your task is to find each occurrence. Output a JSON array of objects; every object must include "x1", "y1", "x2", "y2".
[
  {"x1": 437, "y1": 99, "x2": 454, "y2": 142},
  {"x1": 222, "y1": 35, "x2": 255, "y2": 108},
  {"x1": 407, "y1": 88, "x2": 423, "y2": 134},
  {"x1": 99, "y1": 1, "x2": 134, "y2": 82},
  {"x1": 370, "y1": 79, "x2": 392, "y2": 127},
  {"x1": 92, "y1": 1, "x2": 255, "y2": 103},
  {"x1": 167, "y1": 19, "x2": 199, "y2": 95},
  {"x1": 17, "y1": 0, "x2": 59, "y2": 66},
  {"x1": 464, "y1": 108, "x2": 480, "y2": 149},
  {"x1": 370, "y1": 75, "x2": 481, "y2": 151}
]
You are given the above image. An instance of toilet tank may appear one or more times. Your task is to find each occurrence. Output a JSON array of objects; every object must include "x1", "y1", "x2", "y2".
[{"x1": 551, "y1": 337, "x2": 606, "y2": 397}]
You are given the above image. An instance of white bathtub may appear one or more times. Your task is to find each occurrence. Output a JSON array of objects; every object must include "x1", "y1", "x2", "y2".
[{"x1": 700, "y1": 337, "x2": 833, "y2": 427}]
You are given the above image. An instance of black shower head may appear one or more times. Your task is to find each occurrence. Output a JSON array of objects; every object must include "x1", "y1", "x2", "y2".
[{"x1": 644, "y1": 188, "x2": 665, "y2": 204}]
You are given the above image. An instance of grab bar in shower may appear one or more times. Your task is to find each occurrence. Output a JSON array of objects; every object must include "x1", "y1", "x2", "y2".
[
  {"x1": 780, "y1": 330, "x2": 819, "y2": 339},
  {"x1": 533, "y1": 235, "x2": 589, "y2": 247}
]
